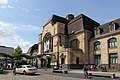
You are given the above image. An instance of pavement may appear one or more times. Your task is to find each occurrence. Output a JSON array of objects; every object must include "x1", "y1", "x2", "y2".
[
  {"x1": 68, "y1": 69, "x2": 120, "y2": 78},
  {"x1": 0, "y1": 69, "x2": 120, "y2": 80}
]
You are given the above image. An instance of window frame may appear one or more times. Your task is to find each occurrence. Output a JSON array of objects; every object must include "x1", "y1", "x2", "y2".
[
  {"x1": 70, "y1": 39, "x2": 79, "y2": 49},
  {"x1": 95, "y1": 55, "x2": 101, "y2": 65},
  {"x1": 109, "y1": 53, "x2": 118, "y2": 64},
  {"x1": 94, "y1": 41, "x2": 100, "y2": 50},
  {"x1": 95, "y1": 27, "x2": 100, "y2": 36},
  {"x1": 108, "y1": 38, "x2": 117, "y2": 48},
  {"x1": 109, "y1": 22, "x2": 116, "y2": 32}
]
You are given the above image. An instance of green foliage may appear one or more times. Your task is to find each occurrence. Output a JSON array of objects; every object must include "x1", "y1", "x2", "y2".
[{"x1": 12, "y1": 46, "x2": 23, "y2": 63}]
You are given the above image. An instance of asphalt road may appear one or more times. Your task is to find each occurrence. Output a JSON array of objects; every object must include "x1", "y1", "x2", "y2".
[
  {"x1": 0, "y1": 69, "x2": 120, "y2": 80},
  {"x1": 38, "y1": 69, "x2": 120, "y2": 80}
]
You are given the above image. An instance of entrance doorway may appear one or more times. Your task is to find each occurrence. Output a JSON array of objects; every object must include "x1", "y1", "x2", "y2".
[
  {"x1": 61, "y1": 58, "x2": 65, "y2": 64},
  {"x1": 47, "y1": 57, "x2": 51, "y2": 68}
]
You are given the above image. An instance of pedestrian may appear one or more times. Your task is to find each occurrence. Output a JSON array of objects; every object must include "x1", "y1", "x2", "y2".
[
  {"x1": 13, "y1": 63, "x2": 16, "y2": 75},
  {"x1": 83, "y1": 65, "x2": 89, "y2": 78},
  {"x1": 59, "y1": 64, "x2": 62, "y2": 70}
]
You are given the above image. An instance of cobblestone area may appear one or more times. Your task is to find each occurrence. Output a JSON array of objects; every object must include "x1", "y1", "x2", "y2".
[{"x1": 0, "y1": 70, "x2": 86, "y2": 80}]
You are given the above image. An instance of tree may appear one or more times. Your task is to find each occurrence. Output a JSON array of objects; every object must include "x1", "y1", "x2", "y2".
[{"x1": 12, "y1": 46, "x2": 23, "y2": 64}]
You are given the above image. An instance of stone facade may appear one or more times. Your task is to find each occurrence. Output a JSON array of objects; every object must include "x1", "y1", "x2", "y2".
[{"x1": 38, "y1": 13, "x2": 120, "y2": 70}]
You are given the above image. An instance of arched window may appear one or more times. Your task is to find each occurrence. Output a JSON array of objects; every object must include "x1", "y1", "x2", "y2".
[
  {"x1": 70, "y1": 39, "x2": 79, "y2": 49},
  {"x1": 94, "y1": 41, "x2": 100, "y2": 50},
  {"x1": 43, "y1": 33, "x2": 52, "y2": 53},
  {"x1": 108, "y1": 38, "x2": 117, "y2": 48}
]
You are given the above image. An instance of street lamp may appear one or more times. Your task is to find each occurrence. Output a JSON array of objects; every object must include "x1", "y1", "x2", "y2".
[{"x1": 57, "y1": 35, "x2": 60, "y2": 69}]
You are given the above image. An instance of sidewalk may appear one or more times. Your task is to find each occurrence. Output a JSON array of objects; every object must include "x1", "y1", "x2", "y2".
[{"x1": 68, "y1": 69, "x2": 120, "y2": 78}]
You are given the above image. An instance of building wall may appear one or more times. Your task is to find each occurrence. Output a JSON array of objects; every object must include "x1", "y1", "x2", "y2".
[
  {"x1": 90, "y1": 32, "x2": 120, "y2": 65},
  {"x1": 38, "y1": 20, "x2": 91, "y2": 69}
]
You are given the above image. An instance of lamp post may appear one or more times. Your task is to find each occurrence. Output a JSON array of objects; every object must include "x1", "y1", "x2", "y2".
[{"x1": 57, "y1": 35, "x2": 60, "y2": 69}]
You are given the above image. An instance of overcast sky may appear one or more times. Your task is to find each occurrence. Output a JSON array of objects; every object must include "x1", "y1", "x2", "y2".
[{"x1": 0, "y1": 0, "x2": 120, "y2": 52}]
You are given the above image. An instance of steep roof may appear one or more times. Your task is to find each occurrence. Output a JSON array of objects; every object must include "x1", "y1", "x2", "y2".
[
  {"x1": 68, "y1": 14, "x2": 100, "y2": 34},
  {"x1": 43, "y1": 14, "x2": 68, "y2": 27},
  {"x1": 98, "y1": 18, "x2": 120, "y2": 35}
]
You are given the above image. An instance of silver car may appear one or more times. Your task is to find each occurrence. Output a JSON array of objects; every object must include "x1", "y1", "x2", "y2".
[{"x1": 15, "y1": 65, "x2": 37, "y2": 75}]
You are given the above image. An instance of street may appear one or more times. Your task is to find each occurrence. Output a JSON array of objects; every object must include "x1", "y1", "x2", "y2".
[{"x1": 0, "y1": 69, "x2": 120, "y2": 80}]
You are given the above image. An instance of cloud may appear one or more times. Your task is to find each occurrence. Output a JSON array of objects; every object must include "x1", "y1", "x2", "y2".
[
  {"x1": 22, "y1": 8, "x2": 40, "y2": 13},
  {"x1": 0, "y1": 0, "x2": 8, "y2": 4},
  {"x1": 7, "y1": 5, "x2": 14, "y2": 8},
  {"x1": 0, "y1": 0, "x2": 14, "y2": 9},
  {"x1": 0, "y1": 21, "x2": 38, "y2": 52}
]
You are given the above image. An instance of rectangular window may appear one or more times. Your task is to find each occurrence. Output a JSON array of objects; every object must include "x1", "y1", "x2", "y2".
[
  {"x1": 95, "y1": 55, "x2": 101, "y2": 64},
  {"x1": 109, "y1": 53, "x2": 118, "y2": 64}
]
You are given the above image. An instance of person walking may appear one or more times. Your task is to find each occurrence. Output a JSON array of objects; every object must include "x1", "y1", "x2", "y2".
[
  {"x1": 13, "y1": 63, "x2": 16, "y2": 75},
  {"x1": 83, "y1": 65, "x2": 89, "y2": 78}
]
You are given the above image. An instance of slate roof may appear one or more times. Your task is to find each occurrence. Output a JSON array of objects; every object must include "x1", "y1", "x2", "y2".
[
  {"x1": 98, "y1": 18, "x2": 120, "y2": 35},
  {"x1": 68, "y1": 14, "x2": 100, "y2": 34},
  {"x1": 43, "y1": 14, "x2": 68, "y2": 27}
]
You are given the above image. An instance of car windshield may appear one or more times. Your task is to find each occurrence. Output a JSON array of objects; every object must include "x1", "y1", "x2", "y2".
[{"x1": 26, "y1": 65, "x2": 32, "y2": 68}]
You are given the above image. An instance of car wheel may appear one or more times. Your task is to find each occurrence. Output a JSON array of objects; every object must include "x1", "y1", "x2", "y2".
[{"x1": 23, "y1": 71, "x2": 27, "y2": 75}]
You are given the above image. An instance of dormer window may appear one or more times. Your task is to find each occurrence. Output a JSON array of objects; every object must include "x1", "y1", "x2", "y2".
[
  {"x1": 94, "y1": 27, "x2": 100, "y2": 36},
  {"x1": 109, "y1": 22, "x2": 116, "y2": 32}
]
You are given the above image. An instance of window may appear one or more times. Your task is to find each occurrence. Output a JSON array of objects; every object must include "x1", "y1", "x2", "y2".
[
  {"x1": 76, "y1": 57, "x2": 79, "y2": 64},
  {"x1": 109, "y1": 22, "x2": 116, "y2": 32},
  {"x1": 109, "y1": 53, "x2": 118, "y2": 64},
  {"x1": 95, "y1": 55, "x2": 101, "y2": 64},
  {"x1": 94, "y1": 41, "x2": 100, "y2": 50},
  {"x1": 70, "y1": 39, "x2": 79, "y2": 49},
  {"x1": 95, "y1": 27, "x2": 100, "y2": 36},
  {"x1": 108, "y1": 38, "x2": 117, "y2": 48}
]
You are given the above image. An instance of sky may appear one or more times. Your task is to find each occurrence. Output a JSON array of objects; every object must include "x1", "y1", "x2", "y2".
[{"x1": 0, "y1": 0, "x2": 120, "y2": 53}]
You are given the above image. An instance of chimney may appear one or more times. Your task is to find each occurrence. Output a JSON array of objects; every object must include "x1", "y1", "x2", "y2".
[{"x1": 66, "y1": 14, "x2": 74, "y2": 21}]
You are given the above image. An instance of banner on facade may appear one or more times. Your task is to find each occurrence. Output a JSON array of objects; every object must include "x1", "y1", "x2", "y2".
[{"x1": 53, "y1": 39, "x2": 58, "y2": 46}]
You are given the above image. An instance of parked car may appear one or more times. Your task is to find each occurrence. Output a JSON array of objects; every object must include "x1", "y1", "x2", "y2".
[{"x1": 15, "y1": 65, "x2": 37, "y2": 75}]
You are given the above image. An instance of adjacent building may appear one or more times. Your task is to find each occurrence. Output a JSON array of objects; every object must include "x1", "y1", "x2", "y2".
[
  {"x1": 0, "y1": 46, "x2": 14, "y2": 69},
  {"x1": 37, "y1": 13, "x2": 120, "y2": 70}
]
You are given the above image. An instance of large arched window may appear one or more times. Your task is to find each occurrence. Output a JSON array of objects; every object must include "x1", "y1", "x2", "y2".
[
  {"x1": 108, "y1": 38, "x2": 117, "y2": 48},
  {"x1": 43, "y1": 33, "x2": 52, "y2": 53},
  {"x1": 70, "y1": 39, "x2": 79, "y2": 49},
  {"x1": 94, "y1": 41, "x2": 100, "y2": 50}
]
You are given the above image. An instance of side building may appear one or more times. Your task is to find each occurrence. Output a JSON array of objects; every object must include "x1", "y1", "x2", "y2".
[
  {"x1": 0, "y1": 46, "x2": 14, "y2": 69},
  {"x1": 90, "y1": 19, "x2": 120, "y2": 70}
]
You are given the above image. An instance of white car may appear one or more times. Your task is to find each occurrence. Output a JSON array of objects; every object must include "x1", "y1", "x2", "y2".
[{"x1": 15, "y1": 65, "x2": 37, "y2": 75}]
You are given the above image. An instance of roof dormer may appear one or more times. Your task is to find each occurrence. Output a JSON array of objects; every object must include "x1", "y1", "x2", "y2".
[
  {"x1": 94, "y1": 27, "x2": 102, "y2": 36},
  {"x1": 109, "y1": 22, "x2": 118, "y2": 32}
]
